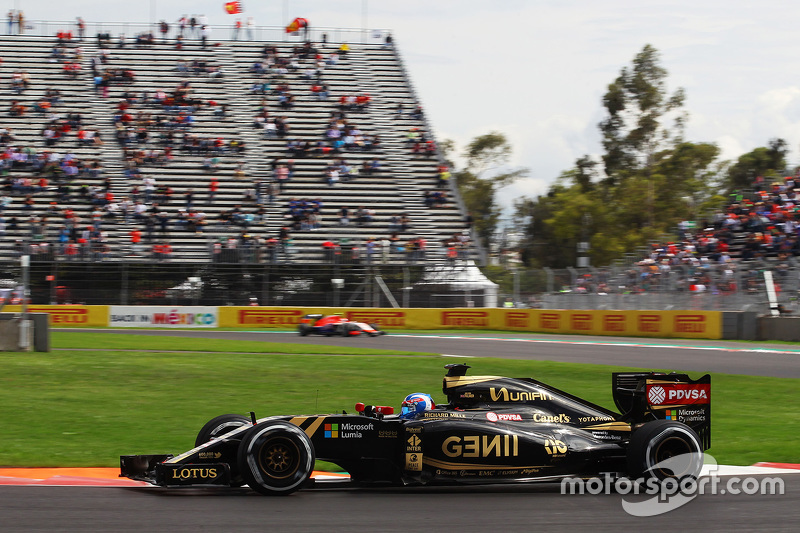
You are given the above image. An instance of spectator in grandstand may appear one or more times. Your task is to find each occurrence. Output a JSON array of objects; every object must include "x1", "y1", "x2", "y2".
[
  {"x1": 76, "y1": 17, "x2": 85, "y2": 40},
  {"x1": 232, "y1": 18, "x2": 241, "y2": 40},
  {"x1": 339, "y1": 206, "x2": 350, "y2": 226},
  {"x1": 153, "y1": 241, "x2": 172, "y2": 261},
  {"x1": 355, "y1": 206, "x2": 374, "y2": 226},
  {"x1": 246, "y1": 17, "x2": 255, "y2": 40}
]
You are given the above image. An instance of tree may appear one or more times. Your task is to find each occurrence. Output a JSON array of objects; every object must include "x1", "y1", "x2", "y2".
[
  {"x1": 446, "y1": 132, "x2": 528, "y2": 250},
  {"x1": 725, "y1": 138, "x2": 788, "y2": 190},
  {"x1": 599, "y1": 44, "x2": 686, "y2": 184},
  {"x1": 513, "y1": 45, "x2": 727, "y2": 269}
]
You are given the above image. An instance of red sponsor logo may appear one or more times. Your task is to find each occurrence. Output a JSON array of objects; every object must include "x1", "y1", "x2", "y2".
[
  {"x1": 603, "y1": 314, "x2": 625, "y2": 332},
  {"x1": 505, "y1": 312, "x2": 528, "y2": 328},
  {"x1": 441, "y1": 311, "x2": 489, "y2": 327},
  {"x1": 571, "y1": 313, "x2": 592, "y2": 331},
  {"x1": 647, "y1": 384, "x2": 710, "y2": 405},
  {"x1": 539, "y1": 313, "x2": 560, "y2": 329},
  {"x1": 638, "y1": 314, "x2": 661, "y2": 332},
  {"x1": 238, "y1": 309, "x2": 303, "y2": 325},
  {"x1": 28, "y1": 307, "x2": 88, "y2": 324},
  {"x1": 346, "y1": 311, "x2": 405, "y2": 327},
  {"x1": 675, "y1": 315, "x2": 706, "y2": 333}
]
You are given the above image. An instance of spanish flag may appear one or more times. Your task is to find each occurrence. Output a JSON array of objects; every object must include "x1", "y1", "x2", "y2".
[{"x1": 224, "y1": 1, "x2": 242, "y2": 15}]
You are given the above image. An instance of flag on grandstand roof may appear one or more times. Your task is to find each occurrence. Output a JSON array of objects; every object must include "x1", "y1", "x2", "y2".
[
  {"x1": 286, "y1": 17, "x2": 308, "y2": 33},
  {"x1": 224, "y1": 1, "x2": 243, "y2": 15}
]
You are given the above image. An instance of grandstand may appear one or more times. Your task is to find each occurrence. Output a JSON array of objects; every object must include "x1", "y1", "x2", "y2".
[{"x1": 0, "y1": 32, "x2": 473, "y2": 265}]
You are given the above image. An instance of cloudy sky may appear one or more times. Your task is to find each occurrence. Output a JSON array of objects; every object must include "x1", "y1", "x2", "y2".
[{"x1": 10, "y1": 1, "x2": 800, "y2": 211}]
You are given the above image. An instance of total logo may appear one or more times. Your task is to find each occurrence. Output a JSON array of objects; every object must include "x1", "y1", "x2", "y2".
[
  {"x1": 647, "y1": 384, "x2": 710, "y2": 405},
  {"x1": 486, "y1": 412, "x2": 523, "y2": 422}
]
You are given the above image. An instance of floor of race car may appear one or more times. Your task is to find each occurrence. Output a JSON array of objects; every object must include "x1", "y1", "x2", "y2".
[
  {"x1": 0, "y1": 465, "x2": 797, "y2": 487},
  {"x1": 0, "y1": 468, "x2": 351, "y2": 487}
]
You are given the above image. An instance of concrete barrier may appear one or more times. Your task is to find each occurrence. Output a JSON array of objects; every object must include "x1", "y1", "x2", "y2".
[
  {"x1": 757, "y1": 316, "x2": 800, "y2": 342},
  {"x1": 0, "y1": 313, "x2": 49, "y2": 351}
]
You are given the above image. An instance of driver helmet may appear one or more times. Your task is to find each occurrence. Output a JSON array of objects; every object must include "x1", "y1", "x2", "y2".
[{"x1": 400, "y1": 393, "x2": 435, "y2": 419}]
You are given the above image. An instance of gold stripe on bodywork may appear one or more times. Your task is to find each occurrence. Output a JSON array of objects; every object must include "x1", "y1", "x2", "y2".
[
  {"x1": 423, "y1": 457, "x2": 550, "y2": 471},
  {"x1": 303, "y1": 417, "x2": 326, "y2": 438},
  {"x1": 443, "y1": 376, "x2": 501, "y2": 388},
  {"x1": 582, "y1": 422, "x2": 631, "y2": 431},
  {"x1": 289, "y1": 416, "x2": 308, "y2": 428}
]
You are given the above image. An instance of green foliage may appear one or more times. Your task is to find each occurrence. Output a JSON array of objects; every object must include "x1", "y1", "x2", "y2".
[
  {"x1": 449, "y1": 132, "x2": 529, "y2": 249},
  {"x1": 513, "y1": 45, "x2": 737, "y2": 268},
  {"x1": 725, "y1": 138, "x2": 788, "y2": 189},
  {"x1": 456, "y1": 170, "x2": 500, "y2": 246},
  {"x1": 599, "y1": 44, "x2": 687, "y2": 182}
]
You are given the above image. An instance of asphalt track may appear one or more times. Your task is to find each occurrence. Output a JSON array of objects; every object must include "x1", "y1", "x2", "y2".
[
  {"x1": 2, "y1": 476, "x2": 798, "y2": 532},
  {"x1": 8, "y1": 329, "x2": 796, "y2": 531},
  {"x1": 71, "y1": 328, "x2": 800, "y2": 378}
]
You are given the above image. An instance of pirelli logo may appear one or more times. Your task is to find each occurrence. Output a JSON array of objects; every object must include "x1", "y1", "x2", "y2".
[
  {"x1": 603, "y1": 314, "x2": 625, "y2": 332},
  {"x1": 28, "y1": 307, "x2": 88, "y2": 324},
  {"x1": 346, "y1": 311, "x2": 405, "y2": 327},
  {"x1": 570, "y1": 313, "x2": 592, "y2": 331},
  {"x1": 505, "y1": 312, "x2": 528, "y2": 328},
  {"x1": 638, "y1": 314, "x2": 661, "y2": 333},
  {"x1": 539, "y1": 313, "x2": 560, "y2": 329},
  {"x1": 238, "y1": 309, "x2": 303, "y2": 325},
  {"x1": 675, "y1": 314, "x2": 706, "y2": 333},
  {"x1": 442, "y1": 311, "x2": 489, "y2": 327}
]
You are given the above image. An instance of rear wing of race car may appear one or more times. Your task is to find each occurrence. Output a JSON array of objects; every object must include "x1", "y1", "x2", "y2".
[{"x1": 612, "y1": 372, "x2": 711, "y2": 450}]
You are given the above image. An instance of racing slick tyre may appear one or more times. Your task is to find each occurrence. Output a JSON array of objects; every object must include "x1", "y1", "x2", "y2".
[
  {"x1": 195, "y1": 414, "x2": 252, "y2": 487},
  {"x1": 237, "y1": 420, "x2": 315, "y2": 496},
  {"x1": 627, "y1": 420, "x2": 703, "y2": 481},
  {"x1": 369, "y1": 323, "x2": 385, "y2": 336},
  {"x1": 298, "y1": 323, "x2": 311, "y2": 336},
  {"x1": 194, "y1": 414, "x2": 252, "y2": 448},
  {"x1": 341, "y1": 322, "x2": 357, "y2": 336}
]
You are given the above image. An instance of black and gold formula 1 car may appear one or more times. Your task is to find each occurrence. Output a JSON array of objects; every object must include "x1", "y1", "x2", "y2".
[{"x1": 120, "y1": 364, "x2": 710, "y2": 495}]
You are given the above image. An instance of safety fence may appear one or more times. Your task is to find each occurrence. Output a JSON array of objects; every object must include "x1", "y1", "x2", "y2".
[
  {"x1": 7, "y1": 19, "x2": 388, "y2": 44},
  {"x1": 502, "y1": 261, "x2": 800, "y2": 314}
]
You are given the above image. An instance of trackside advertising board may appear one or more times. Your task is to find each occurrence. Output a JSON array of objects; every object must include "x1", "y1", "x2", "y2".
[
  {"x1": 1, "y1": 305, "x2": 108, "y2": 327},
  {"x1": 2, "y1": 306, "x2": 721, "y2": 338},
  {"x1": 218, "y1": 307, "x2": 722, "y2": 339},
  {"x1": 109, "y1": 306, "x2": 218, "y2": 328}
]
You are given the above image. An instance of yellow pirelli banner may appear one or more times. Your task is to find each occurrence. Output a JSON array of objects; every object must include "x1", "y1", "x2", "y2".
[
  {"x1": 219, "y1": 307, "x2": 722, "y2": 339},
  {"x1": 2, "y1": 305, "x2": 109, "y2": 327}
]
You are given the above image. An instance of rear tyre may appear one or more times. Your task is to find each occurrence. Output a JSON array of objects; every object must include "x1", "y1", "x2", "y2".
[
  {"x1": 237, "y1": 421, "x2": 315, "y2": 496},
  {"x1": 627, "y1": 420, "x2": 703, "y2": 481}
]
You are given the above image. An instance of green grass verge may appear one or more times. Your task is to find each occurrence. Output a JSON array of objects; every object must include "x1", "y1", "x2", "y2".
[
  {"x1": 52, "y1": 331, "x2": 435, "y2": 356},
  {"x1": 1, "y1": 337, "x2": 797, "y2": 468}
]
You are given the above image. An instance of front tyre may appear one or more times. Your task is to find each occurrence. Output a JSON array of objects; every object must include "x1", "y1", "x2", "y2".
[
  {"x1": 237, "y1": 421, "x2": 315, "y2": 496},
  {"x1": 298, "y1": 323, "x2": 311, "y2": 336},
  {"x1": 195, "y1": 414, "x2": 251, "y2": 448},
  {"x1": 627, "y1": 420, "x2": 703, "y2": 481},
  {"x1": 195, "y1": 414, "x2": 252, "y2": 487}
]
